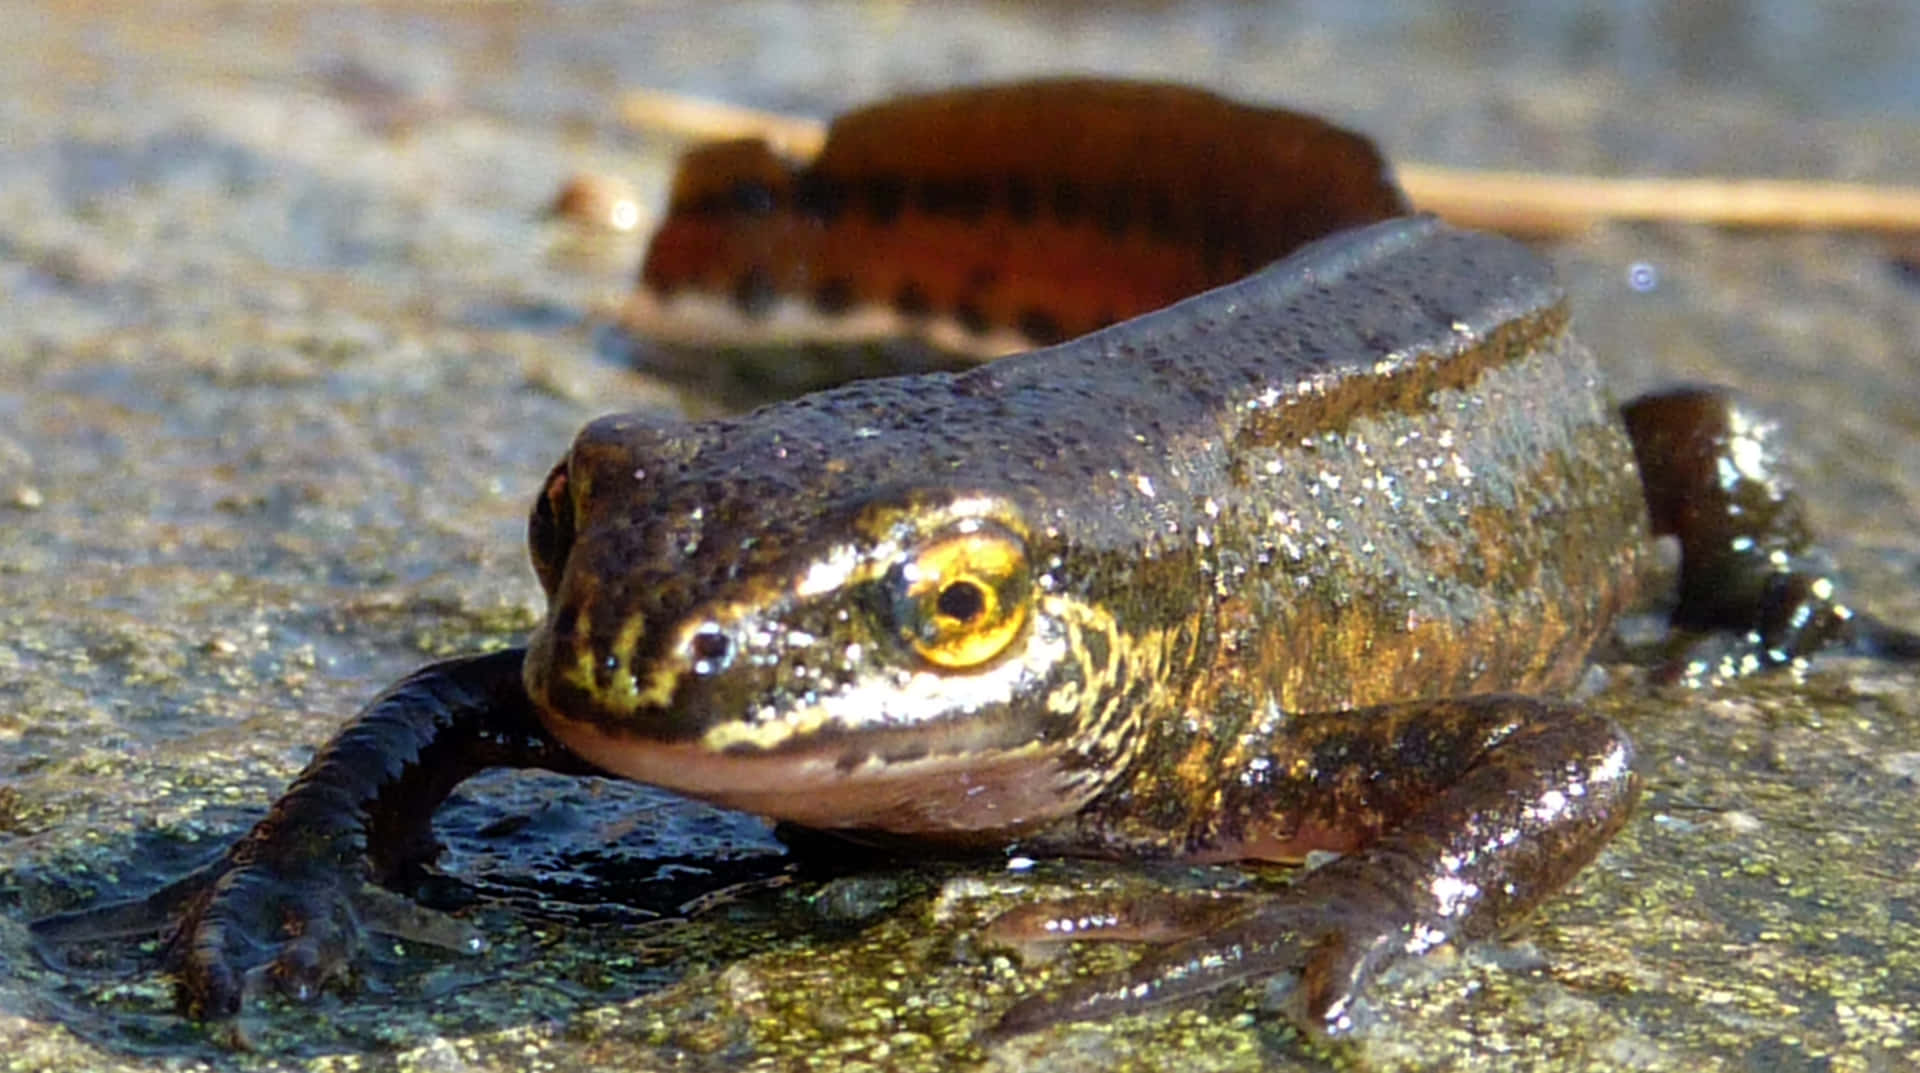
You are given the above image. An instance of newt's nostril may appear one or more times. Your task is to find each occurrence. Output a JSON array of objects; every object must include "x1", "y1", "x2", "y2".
[
  {"x1": 688, "y1": 625, "x2": 733, "y2": 674},
  {"x1": 592, "y1": 650, "x2": 623, "y2": 692}
]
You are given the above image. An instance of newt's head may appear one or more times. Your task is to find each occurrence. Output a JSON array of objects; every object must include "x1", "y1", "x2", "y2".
[{"x1": 521, "y1": 403, "x2": 1161, "y2": 843}]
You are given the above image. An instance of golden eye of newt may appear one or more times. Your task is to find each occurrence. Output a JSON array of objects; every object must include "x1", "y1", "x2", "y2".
[{"x1": 889, "y1": 522, "x2": 1030, "y2": 669}]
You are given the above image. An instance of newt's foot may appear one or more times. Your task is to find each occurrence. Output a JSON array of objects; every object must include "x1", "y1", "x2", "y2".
[
  {"x1": 1655, "y1": 575, "x2": 1920, "y2": 685},
  {"x1": 988, "y1": 700, "x2": 1635, "y2": 1040},
  {"x1": 166, "y1": 858, "x2": 366, "y2": 1017},
  {"x1": 33, "y1": 652, "x2": 568, "y2": 1020},
  {"x1": 173, "y1": 863, "x2": 483, "y2": 1017},
  {"x1": 34, "y1": 850, "x2": 483, "y2": 1018},
  {"x1": 987, "y1": 881, "x2": 1403, "y2": 1039}
]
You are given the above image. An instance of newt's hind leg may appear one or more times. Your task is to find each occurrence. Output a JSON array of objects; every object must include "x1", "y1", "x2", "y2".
[
  {"x1": 1622, "y1": 387, "x2": 1920, "y2": 675},
  {"x1": 988, "y1": 697, "x2": 1638, "y2": 1038}
]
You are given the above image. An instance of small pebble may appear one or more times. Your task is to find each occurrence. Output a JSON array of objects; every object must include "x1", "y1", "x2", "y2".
[{"x1": 550, "y1": 172, "x2": 644, "y2": 233}]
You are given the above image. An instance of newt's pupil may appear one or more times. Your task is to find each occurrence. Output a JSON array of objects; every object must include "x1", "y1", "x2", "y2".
[{"x1": 937, "y1": 580, "x2": 986, "y2": 623}]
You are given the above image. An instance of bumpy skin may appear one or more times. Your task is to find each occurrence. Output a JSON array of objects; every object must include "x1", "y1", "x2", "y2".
[
  {"x1": 529, "y1": 218, "x2": 1644, "y2": 832},
  {"x1": 31, "y1": 219, "x2": 1906, "y2": 1030}
]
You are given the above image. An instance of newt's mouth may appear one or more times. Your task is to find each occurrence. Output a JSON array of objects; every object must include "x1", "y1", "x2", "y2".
[
  {"x1": 523, "y1": 591, "x2": 1102, "y2": 839},
  {"x1": 533, "y1": 706, "x2": 1086, "y2": 840}
]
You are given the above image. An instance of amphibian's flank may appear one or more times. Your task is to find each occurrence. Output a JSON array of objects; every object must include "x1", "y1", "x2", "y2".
[{"x1": 627, "y1": 78, "x2": 1407, "y2": 359}]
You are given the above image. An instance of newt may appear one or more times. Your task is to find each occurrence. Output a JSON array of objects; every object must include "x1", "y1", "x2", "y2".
[{"x1": 33, "y1": 79, "x2": 1920, "y2": 1038}]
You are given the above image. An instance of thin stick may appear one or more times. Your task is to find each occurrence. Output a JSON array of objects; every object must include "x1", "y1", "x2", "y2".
[
  {"x1": 619, "y1": 90, "x2": 826, "y2": 159},
  {"x1": 1398, "y1": 165, "x2": 1920, "y2": 236},
  {"x1": 617, "y1": 87, "x2": 1920, "y2": 236}
]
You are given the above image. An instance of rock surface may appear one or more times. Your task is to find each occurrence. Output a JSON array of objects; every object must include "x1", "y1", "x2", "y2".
[{"x1": 2, "y1": 3, "x2": 1917, "y2": 1071}]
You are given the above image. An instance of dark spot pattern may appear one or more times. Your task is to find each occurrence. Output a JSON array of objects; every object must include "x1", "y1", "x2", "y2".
[
  {"x1": 1017, "y1": 308, "x2": 1065, "y2": 346},
  {"x1": 919, "y1": 177, "x2": 993, "y2": 221},
  {"x1": 1005, "y1": 175, "x2": 1038, "y2": 222},
  {"x1": 729, "y1": 180, "x2": 778, "y2": 216},
  {"x1": 733, "y1": 266, "x2": 777, "y2": 316},
  {"x1": 1051, "y1": 180, "x2": 1083, "y2": 224},
  {"x1": 955, "y1": 301, "x2": 991, "y2": 336},
  {"x1": 865, "y1": 174, "x2": 907, "y2": 224},
  {"x1": 1096, "y1": 185, "x2": 1131, "y2": 238},
  {"x1": 1145, "y1": 191, "x2": 1177, "y2": 241},
  {"x1": 894, "y1": 280, "x2": 932, "y2": 318},
  {"x1": 813, "y1": 277, "x2": 856, "y2": 316},
  {"x1": 794, "y1": 172, "x2": 847, "y2": 221}
]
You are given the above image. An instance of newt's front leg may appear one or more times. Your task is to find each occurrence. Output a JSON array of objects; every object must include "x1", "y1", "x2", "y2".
[
  {"x1": 33, "y1": 648, "x2": 600, "y2": 1017},
  {"x1": 992, "y1": 697, "x2": 1637, "y2": 1037}
]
